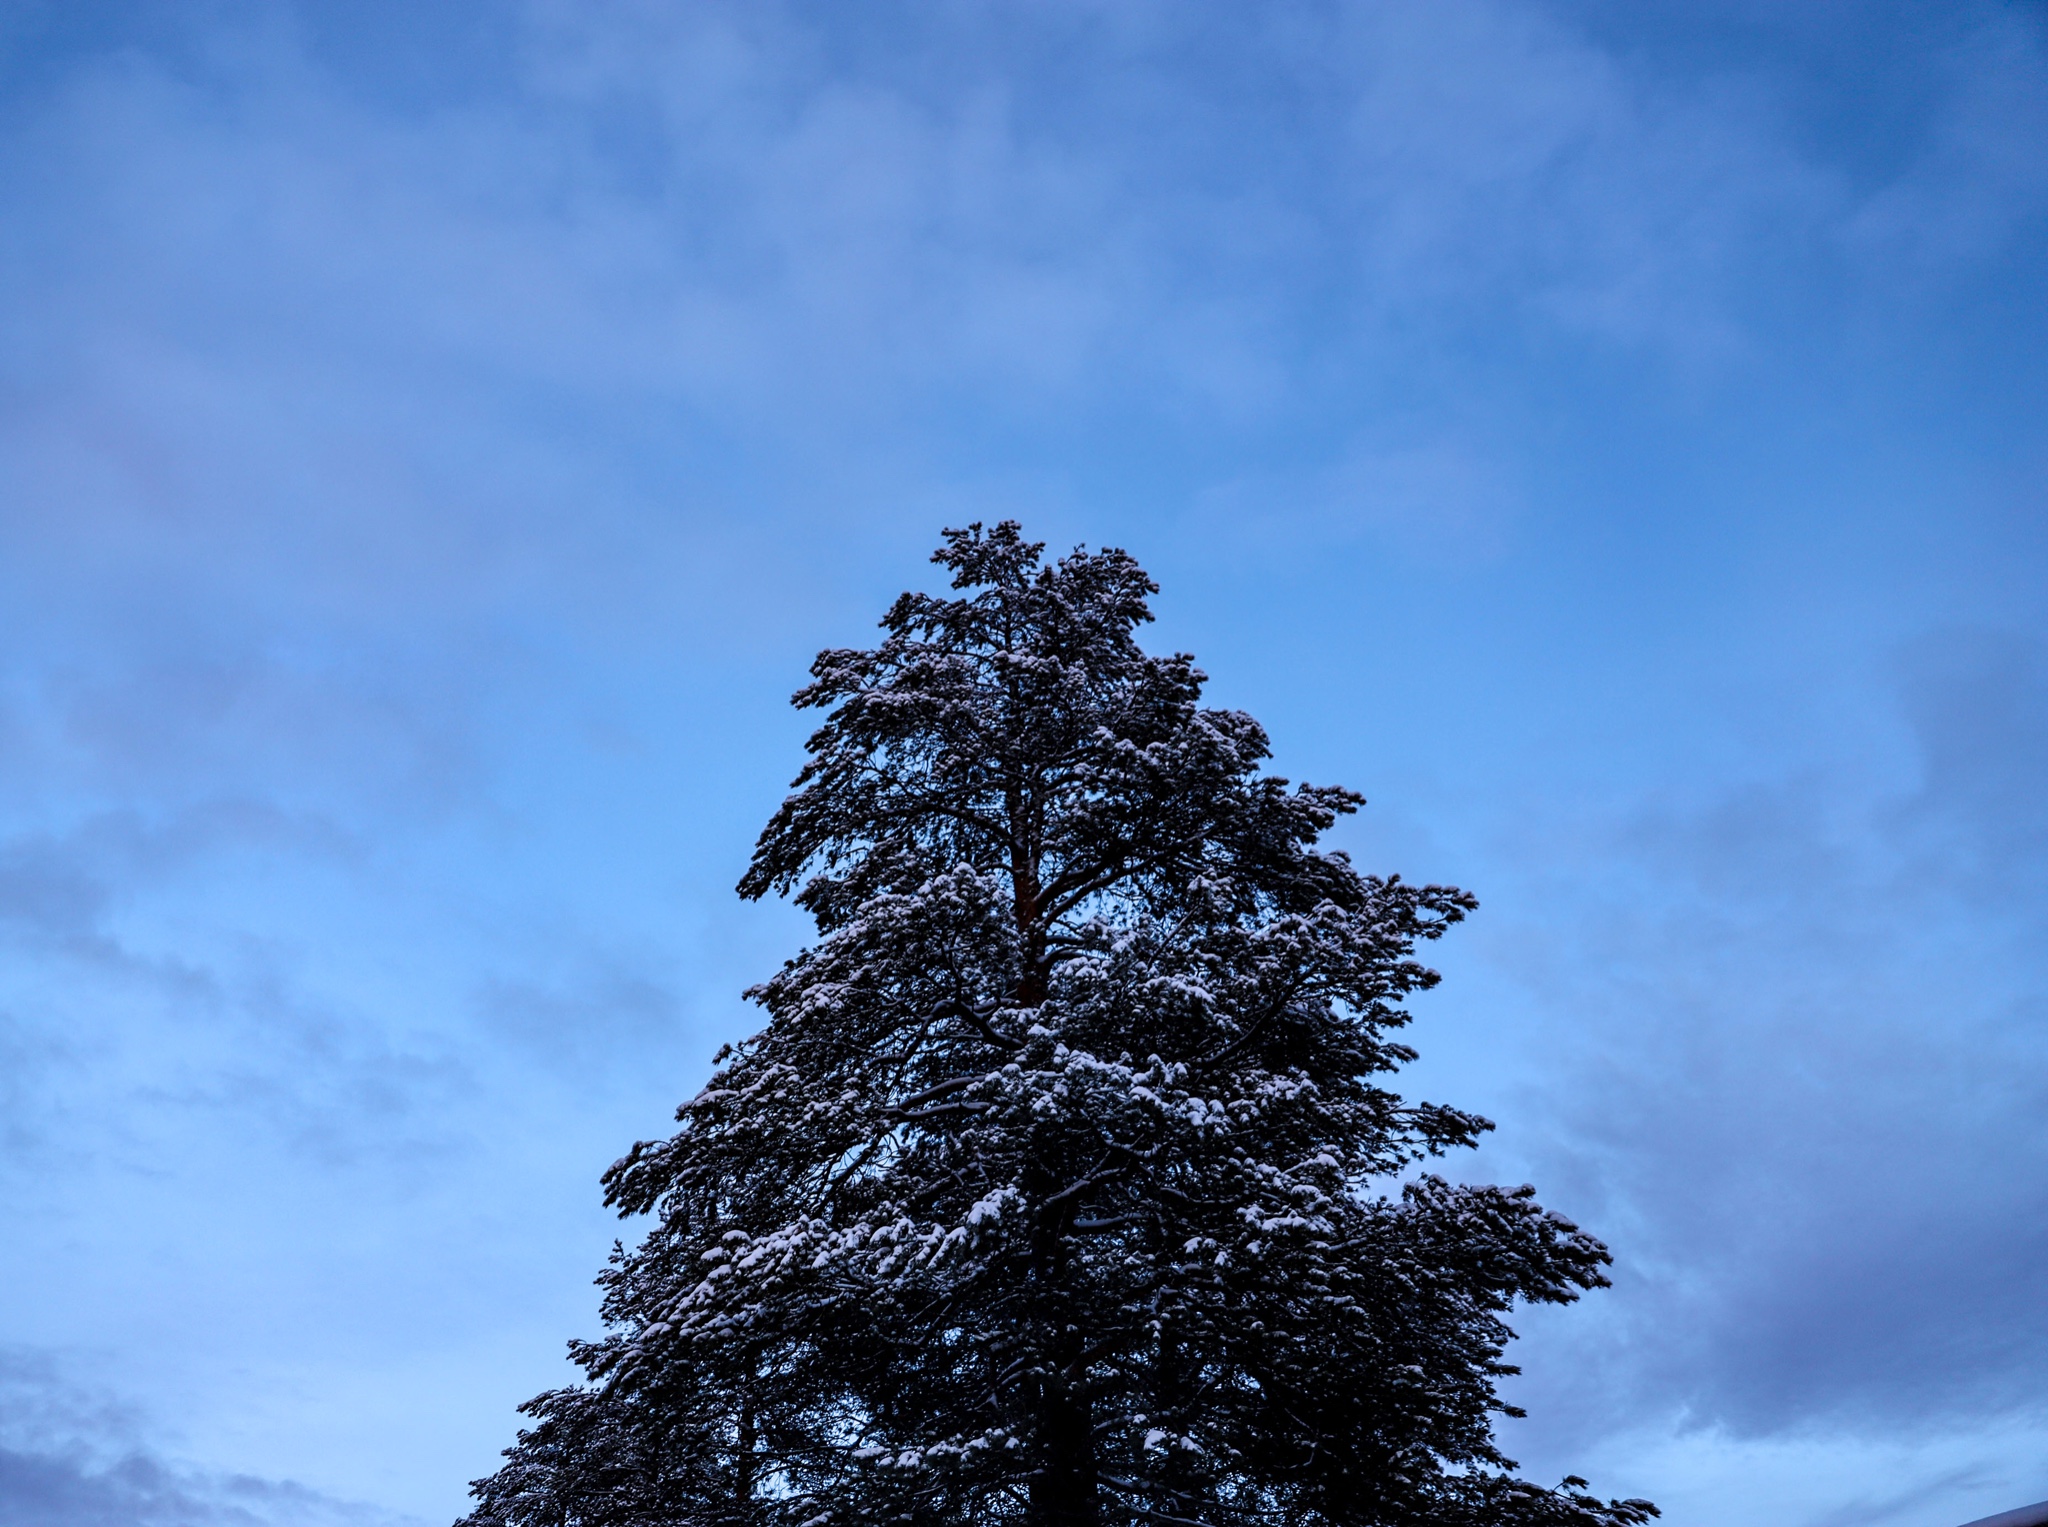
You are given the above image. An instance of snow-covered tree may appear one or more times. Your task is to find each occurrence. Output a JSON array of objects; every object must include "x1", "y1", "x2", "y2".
[{"x1": 463, "y1": 524, "x2": 1654, "y2": 1527}]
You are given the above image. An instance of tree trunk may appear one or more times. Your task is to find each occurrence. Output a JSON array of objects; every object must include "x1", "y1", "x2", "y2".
[
  {"x1": 1027, "y1": 1139, "x2": 1099, "y2": 1525},
  {"x1": 1028, "y1": 1365, "x2": 1099, "y2": 1527}
]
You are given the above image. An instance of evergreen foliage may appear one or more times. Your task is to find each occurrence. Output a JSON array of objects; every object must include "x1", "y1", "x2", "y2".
[{"x1": 463, "y1": 524, "x2": 1656, "y2": 1527}]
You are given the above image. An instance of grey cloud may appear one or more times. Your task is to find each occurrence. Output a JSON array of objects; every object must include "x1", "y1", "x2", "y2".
[
  {"x1": 0, "y1": 1449, "x2": 386, "y2": 1527},
  {"x1": 1895, "y1": 628, "x2": 2048, "y2": 892},
  {"x1": 0, "y1": 835, "x2": 110, "y2": 944},
  {"x1": 1482, "y1": 631, "x2": 2048, "y2": 1447},
  {"x1": 477, "y1": 959, "x2": 689, "y2": 1075},
  {"x1": 0, "y1": 0, "x2": 2031, "y2": 692},
  {"x1": 0, "y1": 1351, "x2": 422, "y2": 1527},
  {"x1": 5, "y1": 0, "x2": 2018, "y2": 474},
  {"x1": 0, "y1": 805, "x2": 356, "y2": 945}
]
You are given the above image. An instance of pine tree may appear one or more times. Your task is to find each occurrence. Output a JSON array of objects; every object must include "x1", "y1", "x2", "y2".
[{"x1": 463, "y1": 523, "x2": 1655, "y2": 1527}]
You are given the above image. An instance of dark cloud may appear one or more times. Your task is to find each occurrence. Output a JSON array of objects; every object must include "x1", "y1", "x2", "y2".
[
  {"x1": 0, "y1": 1449, "x2": 413, "y2": 1527},
  {"x1": 1477, "y1": 628, "x2": 2048, "y2": 1460},
  {"x1": 0, "y1": 1352, "x2": 420, "y2": 1527}
]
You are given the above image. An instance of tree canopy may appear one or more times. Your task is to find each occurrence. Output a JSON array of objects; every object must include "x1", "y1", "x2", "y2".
[{"x1": 462, "y1": 523, "x2": 1655, "y2": 1527}]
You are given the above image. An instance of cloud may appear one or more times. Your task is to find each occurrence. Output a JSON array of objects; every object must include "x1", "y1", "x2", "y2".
[
  {"x1": 1467, "y1": 628, "x2": 2048, "y2": 1454},
  {"x1": 0, "y1": 0, "x2": 1977, "y2": 503},
  {"x1": 476, "y1": 956, "x2": 689, "y2": 1075},
  {"x1": 1192, "y1": 433, "x2": 1526, "y2": 564},
  {"x1": 0, "y1": 1449, "x2": 418, "y2": 1527},
  {"x1": 0, "y1": 805, "x2": 353, "y2": 947},
  {"x1": 0, "y1": 1350, "x2": 423, "y2": 1527},
  {"x1": 1846, "y1": 10, "x2": 2048, "y2": 267},
  {"x1": 1895, "y1": 628, "x2": 2048, "y2": 893},
  {"x1": 0, "y1": 799, "x2": 479, "y2": 1184}
]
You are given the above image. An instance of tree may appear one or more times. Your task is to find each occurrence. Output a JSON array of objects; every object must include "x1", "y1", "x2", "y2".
[{"x1": 462, "y1": 523, "x2": 1655, "y2": 1527}]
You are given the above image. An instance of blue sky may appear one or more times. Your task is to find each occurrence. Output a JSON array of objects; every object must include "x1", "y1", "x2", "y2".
[{"x1": 0, "y1": 3, "x2": 2044, "y2": 1525}]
